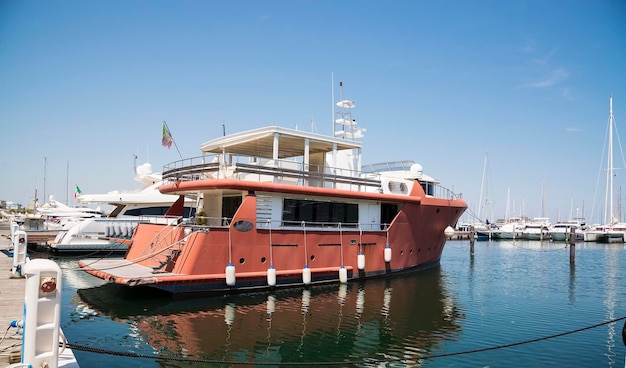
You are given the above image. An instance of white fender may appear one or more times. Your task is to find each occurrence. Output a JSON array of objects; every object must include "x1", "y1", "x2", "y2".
[
  {"x1": 225, "y1": 263, "x2": 236, "y2": 286},
  {"x1": 267, "y1": 265, "x2": 276, "y2": 287},
  {"x1": 302, "y1": 265, "x2": 311, "y2": 285}
]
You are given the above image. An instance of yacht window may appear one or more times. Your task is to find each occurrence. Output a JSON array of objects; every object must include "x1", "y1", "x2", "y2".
[
  {"x1": 421, "y1": 182, "x2": 434, "y2": 196},
  {"x1": 282, "y1": 198, "x2": 358, "y2": 227}
]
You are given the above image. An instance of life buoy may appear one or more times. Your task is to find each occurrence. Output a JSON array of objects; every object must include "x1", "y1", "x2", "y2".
[{"x1": 40, "y1": 279, "x2": 57, "y2": 293}]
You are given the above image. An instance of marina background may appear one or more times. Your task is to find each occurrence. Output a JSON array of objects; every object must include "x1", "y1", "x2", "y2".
[
  {"x1": 35, "y1": 238, "x2": 626, "y2": 367},
  {"x1": 1, "y1": 1, "x2": 626, "y2": 222}
]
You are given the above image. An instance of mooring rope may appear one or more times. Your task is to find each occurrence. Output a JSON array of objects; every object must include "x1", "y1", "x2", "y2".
[{"x1": 63, "y1": 315, "x2": 626, "y2": 366}]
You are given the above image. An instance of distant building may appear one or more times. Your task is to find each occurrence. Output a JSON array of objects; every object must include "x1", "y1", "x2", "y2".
[{"x1": 5, "y1": 202, "x2": 22, "y2": 210}]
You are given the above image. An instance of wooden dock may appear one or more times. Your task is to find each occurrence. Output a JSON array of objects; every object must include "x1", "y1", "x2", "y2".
[
  {"x1": 0, "y1": 221, "x2": 79, "y2": 367},
  {"x1": 447, "y1": 231, "x2": 472, "y2": 240},
  {"x1": 0, "y1": 222, "x2": 26, "y2": 365}
]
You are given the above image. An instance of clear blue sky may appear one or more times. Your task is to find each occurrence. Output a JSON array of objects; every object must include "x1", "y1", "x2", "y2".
[{"x1": 1, "y1": 0, "x2": 625, "y2": 224}]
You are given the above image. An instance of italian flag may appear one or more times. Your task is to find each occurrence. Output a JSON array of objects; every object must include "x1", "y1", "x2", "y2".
[{"x1": 74, "y1": 185, "x2": 82, "y2": 199}]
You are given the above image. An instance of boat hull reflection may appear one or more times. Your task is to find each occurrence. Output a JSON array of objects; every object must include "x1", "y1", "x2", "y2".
[{"x1": 77, "y1": 267, "x2": 462, "y2": 365}]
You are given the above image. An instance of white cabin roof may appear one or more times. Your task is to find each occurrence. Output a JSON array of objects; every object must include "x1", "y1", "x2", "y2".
[{"x1": 199, "y1": 126, "x2": 362, "y2": 159}]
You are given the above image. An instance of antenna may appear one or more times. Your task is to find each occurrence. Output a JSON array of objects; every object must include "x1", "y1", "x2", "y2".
[
  {"x1": 333, "y1": 82, "x2": 363, "y2": 140},
  {"x1": 331, "y1": 73, "x2": 334, "y2": 135}
]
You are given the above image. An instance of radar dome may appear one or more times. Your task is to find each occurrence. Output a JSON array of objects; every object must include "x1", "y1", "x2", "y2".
[
  {"x1": 408, "y1": 163, "x2": 423, "y2": 179},
  {"x1": 136, "y1": 163, "x2": 153, "y2": 175}
]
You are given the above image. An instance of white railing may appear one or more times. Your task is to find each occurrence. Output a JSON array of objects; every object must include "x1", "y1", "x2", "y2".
[{"x1": 163, "y1": 155, "x2": 462, "y2": 200}]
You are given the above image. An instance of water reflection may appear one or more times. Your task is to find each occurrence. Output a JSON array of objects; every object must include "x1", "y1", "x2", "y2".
[
  {"x1": 77, "y1": 267, "x2": 463, "y2": 365},
  {"x1": 569, "y1": 259, "x2": 576, "y2": 305}
]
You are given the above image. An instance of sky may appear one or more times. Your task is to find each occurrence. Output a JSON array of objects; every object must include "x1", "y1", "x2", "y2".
[{"x1": 1, "y1": 0, "x2": 625, "y2": 225}]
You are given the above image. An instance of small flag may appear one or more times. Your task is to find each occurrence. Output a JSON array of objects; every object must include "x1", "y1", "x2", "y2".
[
  {"x1": 162, "y1": 121, "x2": 173, "y2": 149},
  {"x1": 74, "y1": 185, "x2": 82, "y2": 199}
]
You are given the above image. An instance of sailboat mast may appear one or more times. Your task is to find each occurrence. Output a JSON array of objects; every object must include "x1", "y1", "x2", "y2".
[
  {"x1": 477, "y1": 153, "x2": 488, "y2": 220},
  {"x1": 43, "y1": 156, "x2": 47, "y2": 206},
  {"x1": 608, "y1": 96, "x2": 614, "y2": 224},
  {"x1": 505, "y1": 187, "x2": 511, "y2": 222},
  {"x1": 66, "y1": 160, "x2": 69, "y2": 205},
  {"x1": 542, "y1": 177, "x2": 547, "y2": 218}
]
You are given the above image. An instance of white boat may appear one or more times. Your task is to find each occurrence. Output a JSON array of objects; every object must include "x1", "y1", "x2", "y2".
[
  {"x1": 11, "y1": 195, "x2": 105, "y2": 246},
  {"x1": 522, "y1": 218, "x2": 551, "y2": 241},
  {"x1": 550, "y1": 221, "x2": 586, "y2": 242},
  {"x1": 473, "y1": 222, "x2": 494, "y2": 240},
  {"x1": 492, "y1": 222, "x2": 524, "y2": 239},
  {"x1": 36, "y1": 196, "x2": 104, "y2": 220},
  {"x1": 588, "y1": 224, "x2": 626, "y2": 243},
  {"x1": 33, "y1": 196, "x2": 105, "y2": 231},
  {"x1": 50, "y1": 163, "x2": 195, "y2": 253}
]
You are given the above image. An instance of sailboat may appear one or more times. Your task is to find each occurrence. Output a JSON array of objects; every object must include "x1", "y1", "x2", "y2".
[
  {"x1": 585, "y1": 97, "x2": 625, "y2": 243},
  {"x1": 488, "y1": 187, "x2": 523, "y2": 240},
  {"x1": 473, "y1": 153, "x2": 494, "y2": 240}
]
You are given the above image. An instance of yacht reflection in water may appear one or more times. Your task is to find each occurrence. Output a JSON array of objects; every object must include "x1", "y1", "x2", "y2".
[{"x1": 77, "y1": 266, "x2": 463, "y2": 364}]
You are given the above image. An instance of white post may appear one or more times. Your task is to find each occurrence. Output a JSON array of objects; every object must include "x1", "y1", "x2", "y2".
[
  {"x1": 22, "y1": 259, "x2": 63, "y2": 368},
  {"x1": 10, "y1": 220, "x2": 19, "y2": 240},
  {"x1": 11, "y1": 230, "x2": 27, "y2": 277}
]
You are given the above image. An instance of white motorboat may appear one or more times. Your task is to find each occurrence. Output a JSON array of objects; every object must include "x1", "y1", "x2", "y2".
[
  {"x1": 50, "y1": 163, "x2": 195, "y2": 252},
  {"x1": 35, "y1": 196, "x2": 105, "y2": 230},
  {"x1": 491, "y1": 221, "x2": 524, "y2": 240},
  {"x1": 550, "y1": 221, "x2": 586, "y2": 242},
  {"x1": 522, "y1": 218, "x2": 551, "y2": 241}
]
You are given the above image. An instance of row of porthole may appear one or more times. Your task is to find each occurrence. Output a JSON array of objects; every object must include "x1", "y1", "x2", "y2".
[{"x1": 236, "y1": 248, "x2": 424, "y2": 265}]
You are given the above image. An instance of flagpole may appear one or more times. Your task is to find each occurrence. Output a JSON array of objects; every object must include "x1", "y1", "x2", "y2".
[{"x1": 163, "y1": 121, "x2": 184, "y2": 160}]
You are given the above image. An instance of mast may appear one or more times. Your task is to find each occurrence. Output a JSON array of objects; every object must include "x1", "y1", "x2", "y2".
[
  {"x1": 606, "y1": 96, "x2": 614, "y2": 225},
  {"x1": 477, "y1": 153, "x2": 488, "y2": 221},
  {"x1": 43, "y1": 157, "x2": 47, "y2": 206},
  {"x1": 333, "y1": 82, "x2": 363, "y2": 140},
  {"x1": 618, "y1": 186, "x2": 623, "y2": 222},
  {"x1": 65, "y1": 160, "x2": 69, "y2": 205},
  {"x1": 33, "y1": 188, "x2": 38, "y2": 212},
  {"x1": 505, "y1": 188, "x2": 511, "y2": 222},
  {"x1": 542, "y1": 177, "x2": 547, "y2": 218}
]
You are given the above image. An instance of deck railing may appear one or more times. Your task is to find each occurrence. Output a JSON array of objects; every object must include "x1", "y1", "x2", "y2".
[
  {"x1": 163, "y1": 155, "x2": 381, "y2": 191},
  {"x1": 182, "y1": 216, "x2": 389, "y2": 232},
  {"x1": 162, "y1": 155, "x2": 462, "y2": 200}
]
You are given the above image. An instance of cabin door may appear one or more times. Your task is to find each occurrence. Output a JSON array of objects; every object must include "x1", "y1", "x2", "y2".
[{"x1": 222, "y1": 196, "x2": 243, "y2": 224}]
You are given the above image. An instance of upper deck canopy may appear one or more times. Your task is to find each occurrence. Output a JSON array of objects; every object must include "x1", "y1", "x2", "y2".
[{"x1": 199, "y1": 126, "x2": 362, "y2": 159}]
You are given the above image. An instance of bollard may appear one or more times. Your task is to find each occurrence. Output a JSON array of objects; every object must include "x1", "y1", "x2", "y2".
[
  {"x1": 11, "y1": 231, "x2": 28, "y2": 278},
  {"x1": 22, "y1": 259, "x2": 63, "y2": 368},
  {"x1": 569, "y1": 227, "x2": 575, "y2": 264},
  {"x1": 469, "y1": 225, "x2": 475, "y2": 257}
]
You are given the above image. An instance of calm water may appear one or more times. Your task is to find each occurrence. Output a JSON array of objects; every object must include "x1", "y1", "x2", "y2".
[{"x1": 50, "y1": 240, "x2": 626, "y2": 367}]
